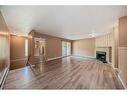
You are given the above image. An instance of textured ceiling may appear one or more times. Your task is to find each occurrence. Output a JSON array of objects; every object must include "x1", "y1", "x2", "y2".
[{"x1": 1, "y1": 6, "x2": 127, "y2": 40}]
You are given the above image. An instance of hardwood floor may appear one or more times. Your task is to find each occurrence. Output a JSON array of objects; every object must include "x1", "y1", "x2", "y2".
[{"x1": 3, "y1": 56, "x2": 124, "y2": 89}]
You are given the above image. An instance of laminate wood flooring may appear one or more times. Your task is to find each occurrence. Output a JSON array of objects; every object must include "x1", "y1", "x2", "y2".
[{"x1": 3, "y1": 56, "x2": 124, "y2": 89}]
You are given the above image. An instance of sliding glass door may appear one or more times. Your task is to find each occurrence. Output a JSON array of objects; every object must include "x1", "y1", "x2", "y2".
[{"x1": 62, "y1": 41, "x2": 71, "y2": 56}]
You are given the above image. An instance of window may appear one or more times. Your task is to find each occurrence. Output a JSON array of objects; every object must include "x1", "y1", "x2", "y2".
[{"x1": 25, "y1": 39, "x2": 28, "y2": 56}]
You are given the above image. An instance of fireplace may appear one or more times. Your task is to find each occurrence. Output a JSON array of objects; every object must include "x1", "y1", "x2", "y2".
[{"x1": 96, "y1": 51, "x2": 107, "y2": 63}]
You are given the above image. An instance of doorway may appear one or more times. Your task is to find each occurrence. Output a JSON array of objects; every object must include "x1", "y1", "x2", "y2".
[
  {"x1": 34, "y1": 38, "x2": 46, "y2": 63},
  {"x1": 62, "y1": 41, "x2": 71, "y2": 56}
]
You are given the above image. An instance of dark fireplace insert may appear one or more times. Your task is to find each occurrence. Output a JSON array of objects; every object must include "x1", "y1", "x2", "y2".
[{"x1": 96, "y1": 51, "x2": 107, "y2": 63}]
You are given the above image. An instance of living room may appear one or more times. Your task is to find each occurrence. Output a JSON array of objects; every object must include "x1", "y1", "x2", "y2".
[{"x1": 0, "y1": 2, "x2": 127, "y2": 95}]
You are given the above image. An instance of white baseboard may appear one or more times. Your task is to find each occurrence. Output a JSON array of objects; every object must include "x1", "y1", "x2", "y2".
[
  {"x1": 33, "y1": 55, "x2": 95, "y2": 62},
  {"x1": 46, "y1": 56, "x2": 65, "y2": 61},
  {"x1": 46, "y1": 55, "x2": 96, "y2": 62},
  {"x1": 111, "y1": 65, "x2": 126, "y2": 89},
  {"x1": 72, "y1": 55, "x2": 96, "y2": 59},
  {"x1": 118, "y1": 75, "x2": 126, "y2": 89},
  {"x1": 0, "y1": 68, "x2": 9, "y2": 89},
  {"x1": 46, "y1": 55, "x2": 72, "y2": 61}
]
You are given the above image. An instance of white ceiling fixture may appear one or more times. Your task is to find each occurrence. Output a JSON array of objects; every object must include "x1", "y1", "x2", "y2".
[
  {"x1": 1, "y1": 6, "x2": 127, "y2": 40},
  {"x1": 90, "y1": 30, "x2": 96, "y2": 37}
]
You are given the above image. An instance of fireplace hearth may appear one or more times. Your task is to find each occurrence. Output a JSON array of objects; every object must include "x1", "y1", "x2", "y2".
[{"x1": 96, "y1": 51, "x2": 107, "y2": 63}]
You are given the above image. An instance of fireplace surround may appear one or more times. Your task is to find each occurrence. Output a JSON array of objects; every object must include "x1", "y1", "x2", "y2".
[{"x1": 96, "y1": 51, "x2": 107, "y2": 63}]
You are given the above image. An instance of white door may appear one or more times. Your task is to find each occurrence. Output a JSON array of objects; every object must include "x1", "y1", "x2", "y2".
[{"x1": 62, "y1": 41, "x2": 71, "y2": 56}]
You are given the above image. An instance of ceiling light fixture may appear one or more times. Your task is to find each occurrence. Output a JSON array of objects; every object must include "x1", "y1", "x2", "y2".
[
  {"x1": 91, "y1": 32, "x2": 95, "y2": 37},
  {"x1": 90, "y1": 29, "x2": 96, "y2": 37}
]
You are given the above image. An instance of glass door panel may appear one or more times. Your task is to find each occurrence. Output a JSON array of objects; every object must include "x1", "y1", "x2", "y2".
[{"x1": 62, "y1": 41, "x2": 71, "y2": 56}]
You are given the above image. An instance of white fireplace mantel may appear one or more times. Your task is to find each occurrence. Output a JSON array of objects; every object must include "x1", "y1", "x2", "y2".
[{"x1": 95, "y1": 47, "x2": 112, "y2": 63}]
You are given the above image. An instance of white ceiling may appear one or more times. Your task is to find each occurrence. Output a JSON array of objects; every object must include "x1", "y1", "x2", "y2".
[{"x1": 1, "y1": 6, "x2": 127, "y2": 40}]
